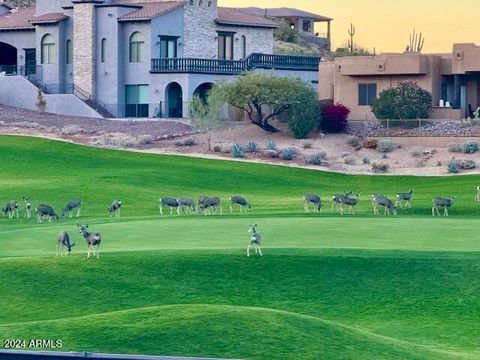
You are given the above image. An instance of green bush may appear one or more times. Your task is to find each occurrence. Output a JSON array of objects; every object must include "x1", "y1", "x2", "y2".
[
  {"x1": 462, "y1": 141, "x2": 478, "y2": 154},
  {"x1": 458, "y1": 159, "x2": 476, "y2": 170},
  {"x1": 377, "y1": 139, "x2": 395, "y2": 153},
  {"x1": 307, "y1": 153, "x2": 323, "y2": 166},
  {"x1": 283, "y1": 90, "x2": 321, "y2": 139},
  {"x1": 347, "y1": 135, "x2": 362, "y2": 148},
  {"x1": 274, "y1": 21, "x2": 298, "y2": 43}
]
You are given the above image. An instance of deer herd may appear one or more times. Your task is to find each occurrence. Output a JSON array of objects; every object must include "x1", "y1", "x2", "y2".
[{"x1": 2, "y1": 186, "x2": 479, "y2": 258}]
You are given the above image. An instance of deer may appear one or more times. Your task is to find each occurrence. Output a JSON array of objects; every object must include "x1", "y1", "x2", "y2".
[
  {"x1": 372, "y1": 194, "x2": 397, "y2": 215},
  {"x1": 62, "y1": 199, "x2": 82, "y2": 218},
  {"x1": 432, "y1": 197, "x2": 455, "y2": 216},
  {"x1": 36, "y1": 204, "x2": 58, "y2": 223},
  {"x1": 395, "y1": 189, "x2": 413, "y2": 208},
  {"x1": 339, "y1": 194, "x2": 359, "y2": 215},
  {"x1": 23, "y1": 195, "x2": 32, "y2": 219},
  {"x1": 77, "y1": 224, "x2": 102, "y2": 259},
  {"x1": 57, "y1": 231, "x2": 75, "y2": 255},
  {"x1": 230, "y1": 196, "x2": 251, "y2": 213},
  {"x1": 198, "y1": 196, "x2": 222, "y2": 215},
  {"x1": 331, "y1": 191, "x2": 352, "y2": 212},
  {"x1": 177, "y1": 198, "x2": 196, "y2": 214},
  {"x1": 108, "y1": 200, "x2": 122, "y2": 218},
  {"x1": 475, "y1": 186, "x2": 480, "y2": 202},
  {"x1": 159, "y1": 197, "x2": 179, "y2": 215},
  {"x1": 304, "y1": 194, "x2": 322, "y2": 213},
  {"x1": 2, "y1": 200, "x2": 19, "y2": 219},
  {"x1": 247, "y1": 224, "x2": 262, "y2": 257}
]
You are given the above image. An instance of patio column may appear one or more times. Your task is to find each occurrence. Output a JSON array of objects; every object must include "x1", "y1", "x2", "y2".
[
  {"x1": 453, "y1": 74, "x2": 461, "y2": 109},
  {"x1": 327, "y1": 21, "x2": 331, "y2": 51}
]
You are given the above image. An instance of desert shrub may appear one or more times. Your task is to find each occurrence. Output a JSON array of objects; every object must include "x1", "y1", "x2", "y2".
[
  {"x1": 320, "y1": 103, "x2": 350, "y2": 133},
  {"x1": 266, "y1": 140, "x2": 277, "y2": 151},
  {"x1": 264, "y1": 149, "x2": 279, "y2": 158},
  {"x1": 437, "y1": 160, "x2": 443, "y2": 167},
  {"x1": 303, "y1": 142, "x2": 312, "y2": 149},
  {"x1": 213, "y1": 145, "x2": 222, "y2": 152},
  {"x1": 362, "y1": 157, "x2": 370, "y2": 164},
  {"x1": 274, "y1": 21, "x2": 298, "y2": 43},
  {"x1": 137, "y1": 135, "x2": 154, "y2": 145},
  {"x1": 246, "y1": 141, "x2": 258, "y2": 153},
  {"x1": 371, "y1": 81, "x2": 432, "y2": 120},
  {"x1": 458, "y1": 159, "x2": 476, "y2": 170},
  {"x1": 231, "y1": 144, "x2": 245, "y2": 158},
  {"x1": 175, "y1": 138, "x2": 197, "y2": 147},
  {"x1": 61, "y1": 124, "x2": 84, "y2": 135},
  {"x1": 447, "y1": 158, "x2": 459, "y2": 173},
  {"x1": 346, "y1": 135, "x2": 362, "y2": 148},
  {"x1": 307, "y1": 153, "x2": 323, "y2": 166},
  {"x1": 318, "y1": 151, "x2": 327, "y2": 159},
  {"x1": 363, "y1": 139, "x2": 378, "y2": 149},
  {"x1": 411, "y1": 149, "x2": 422, "y2": 158},
  {"x1": 10, "y1": 121, "x2": 48, "y2": 130},
  {"x1": 93, "y1": 133, "x2": 151, "y2": 148},
  {"x1": 448, "y1": 143, "x2": 463, "y2": 153},
  {"x1": 280, "y1": 148, "x2": 296, "y2": 161},
  {"x1": 343, "y1": 156, "x2": 356, "y2": 165},
  {"x1": 377, "y1": 139, "x2": 395, "y2": 153},
  {"x1": 371, "y1": 162, "x2": 389, "y2": 173},
  {"x1": 382, "y1": 153, "x2": 388, "y2": 159},
  {"x1": 462, "y1": 141, "x2": 478, "y2": 154},
  {"x1": 284, "y1": 91, "x2": 321, "y2": 139}
]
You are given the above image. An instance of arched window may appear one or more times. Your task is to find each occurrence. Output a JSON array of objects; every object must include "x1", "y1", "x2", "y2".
[
  {"x1": 66, "y1": 39, "x2": 72, "y2": 64},
  {"x1": 241, "y1": 35, "x2": 246, "y2": 59},
  {"x1": 129, "y1": 32, "x2": 144, "y2": 63},
  {"x1": 100, "y1": 38, "x2": 107, "y2": 63},
  {"x1": 41, "y1": 34, "x2": 55, "y2": 64}
]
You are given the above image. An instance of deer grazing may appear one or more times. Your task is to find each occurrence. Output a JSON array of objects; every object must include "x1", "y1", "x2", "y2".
[
  {"x1": 198, "y1": 196, "x2": 222, "y2": 215},
  {"x1": 395, "y1": 189, "x2": 413, "y2": 208},
  {"x1": 2, "y1": 200, "x2": 19, "y2": 219},
  {"x1": 475, "y1": 186, "x2": 480, "y2": 202},
  {"x1": 332, "y1": 191, "x2": 352, "y2": 212},
  {"x1": 77, "y1": 224, "x2": 102, "y2": 259},
  {"x1": 339, "y1": 194, "x2": 359, "y2": 215},
  {"x1": 177, "y1": 198, "x2": 196, "y2": 214},
  {"x1": 304, "y1": 194, "x2": 322, "y2": 213},
  {"x1": 108, "y1": 200, "x2": 122, "y2": 218},
  {"x1": 230, "y1": 196, "x2": 251, "y2": 213},
  {"x1": 57, "y1": 231, "x2": 75, "y2": 255},
  {"x1": 23, "y1": 195, "x2": 32, "y2": 219},
  {"x1": 159, "y1": 197, "x2": 179, "y2": 215},
  {"x1": 432, "y1": 197, "x2": 455, "y2": 216},
  {"x1": 372, "y1": 194, "x2": 397, "y2": 215},
  {"x1": 36, "y1": 204, "x2": 58, "y2": 223},
  {"x1": 247, "y1": 224, "x2": 262, "y2": 257},
  {"x1": 62, "y1": 199, "x2": 82, "y2": 218}
]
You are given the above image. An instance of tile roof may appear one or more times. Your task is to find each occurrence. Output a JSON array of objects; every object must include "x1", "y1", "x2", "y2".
[
  {"x1": 0, "y1": 7, "x2": 35, "y2": 30},
  {"x1": 240, "y1": 7, "x2": 332, "y2": 22},
  {"x1": 0, "y1": 1, "x2": 14, "y2": 10},
  {"x1": 216, "y1": 7, "x2": 278, "y2": 28},
  {"x1": 30, "y1": 12, "x2": 68, "y2": 25},
  {"x1": 118, "y1": 1, "x2": 184, "y2": 21}
]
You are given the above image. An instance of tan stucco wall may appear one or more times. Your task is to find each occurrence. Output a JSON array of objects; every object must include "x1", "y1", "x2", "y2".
[{"x1": 452, "y1": 43, "x2": 480, "y2": 74}]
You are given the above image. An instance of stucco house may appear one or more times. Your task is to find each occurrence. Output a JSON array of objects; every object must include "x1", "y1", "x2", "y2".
[
  {"x1": 319, "y1": 44, "x2": 480, "y2": 121},
  {"x1": 0, "y1": 0, "x2": 320, "y2": 118}
]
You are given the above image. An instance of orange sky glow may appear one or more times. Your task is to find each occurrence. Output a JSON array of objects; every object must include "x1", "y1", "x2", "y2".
[{"x1": 220, "y1": 0, "x2": 480, "y2": 53}]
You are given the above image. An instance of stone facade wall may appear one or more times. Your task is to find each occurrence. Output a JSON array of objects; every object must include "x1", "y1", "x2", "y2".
[
  {"x1": 73, "y1": 3, "x2": 96, "y2": 96},
  {"x1": 215, "y1": 25, "x2": 273, "y2": 60},
  {"x1": 183, "y1": 0, "x2": 218, "y2": 58}
]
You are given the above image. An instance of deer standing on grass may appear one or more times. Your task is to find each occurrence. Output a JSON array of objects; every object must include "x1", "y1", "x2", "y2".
[
  {"x1": 304, "y1": 194, "x2": 322, "y2": 213},
  {"x1": 62, "y1": 199, "x2": 82, "y2": 218},
  {"x1": 2, "y1": 200, "x2": 19, "y2": 219},
  {"x1": 339, "y1": 194, "x2": 359, "y2": 215},
  {"x1": 396, "y1": 189, "x2": 413, "y2": 208},
  {"x1": 177, "y1": 198, "x2": 196, "y2": 214},
  {"x1": 332, "y1": 191, "x2": 352, "y2": 212},
  {"x1": 230, "y1": 196, "x2": 251, "y2": 213},
  {"x1": 77, "y1": 224, "x2": 102, "y2": 259},
  {"x1": 23, "y1": 196, "x2": 31, "y2": 219},
  {"x1": 108, "y1": 200, "x2": 122, "y2": 218},
  {"x1": 247, "y1": 224, "x2": 262, "y2": 257},
  {"x1": 475, "y1": 186, "x2": 480, "y2": 202},
  {"x1": 372, "y1": 194, "x2": 397, "y2": 215},
  {"x1": 198, "y1": 196, "x2": 222, "y2": 215},
  {"x1": 57, "y1": 231, "x2": 75, "y2": 255},
  {"x1": 432, "y1": 197, "x2": 455, "y2": 216},
  {"x1": 159, "y1": 197, "x2": 179, "y2": 215},
  {"x1": 36, "y1": 204, "x2": 58, "y2": 223}
]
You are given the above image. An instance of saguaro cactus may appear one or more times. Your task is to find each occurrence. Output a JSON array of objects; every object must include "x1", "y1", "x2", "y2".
[
  {"x1": 348, "y1": 23, "x2": 356, "y2": 53},
  {"x1": 407, "y1": 29, "x2": 425, "y2": 53}
]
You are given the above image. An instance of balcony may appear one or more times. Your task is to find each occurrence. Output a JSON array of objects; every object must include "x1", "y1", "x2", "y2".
[{"x1": 151, "y1": 53, "x2": 321, "y2": 75}]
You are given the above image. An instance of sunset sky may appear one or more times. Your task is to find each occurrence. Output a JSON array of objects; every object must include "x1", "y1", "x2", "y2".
[{"x1": 220, "y1": 0, "x2": 480, "y2": 53}]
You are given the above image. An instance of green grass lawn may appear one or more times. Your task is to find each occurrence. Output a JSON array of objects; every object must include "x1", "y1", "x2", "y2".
[{"x1": 0, "y1": 135, "x2": 479, "y2": 359}]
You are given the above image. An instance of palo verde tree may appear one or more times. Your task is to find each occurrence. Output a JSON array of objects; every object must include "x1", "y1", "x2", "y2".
[
  {"x1": 190, "y1": 85, "x2": 227, "y2": 151},
  {"x1": 220, "y1": 72, "x2": 317, "y2": 133}
]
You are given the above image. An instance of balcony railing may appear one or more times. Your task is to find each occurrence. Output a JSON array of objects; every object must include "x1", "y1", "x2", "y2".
[{"x1": 151, "y1": 53, "x2": 320, "y2": 74}]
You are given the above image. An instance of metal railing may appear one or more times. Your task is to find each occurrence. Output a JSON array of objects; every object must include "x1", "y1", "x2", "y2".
[
  {"x1": 151, "y1": 53, "x2": 321, "y2": 74},
  {"x1": 103, "y1": 101, "x2": 194, "y2": 119}
]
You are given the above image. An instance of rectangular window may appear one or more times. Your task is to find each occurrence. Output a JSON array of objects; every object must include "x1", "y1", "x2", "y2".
[
  {"x1": 101, "y1": 39, "x2": 106, "y2": 63},
  {"x1": 125, "y1": 84, "x2": 149, "y2": 118},
  {"x1": 302, "y1": 20, "x2": 311, "y2": 32},
  {"x1": 66, "y1": 40, "x2": 72, "y2": 64},
  {"x1": 358, "y1": 83, "x2": 377, "y2": 106},
  {"x1": 159, "y1": 36, "x2": 178, "y2": 58},
  {"x1": 218, "y1": 32, "x2": 234, "y2": 60},
  {"x1": 41, "y1": 44, "x2": 55, "y2": 64}
]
